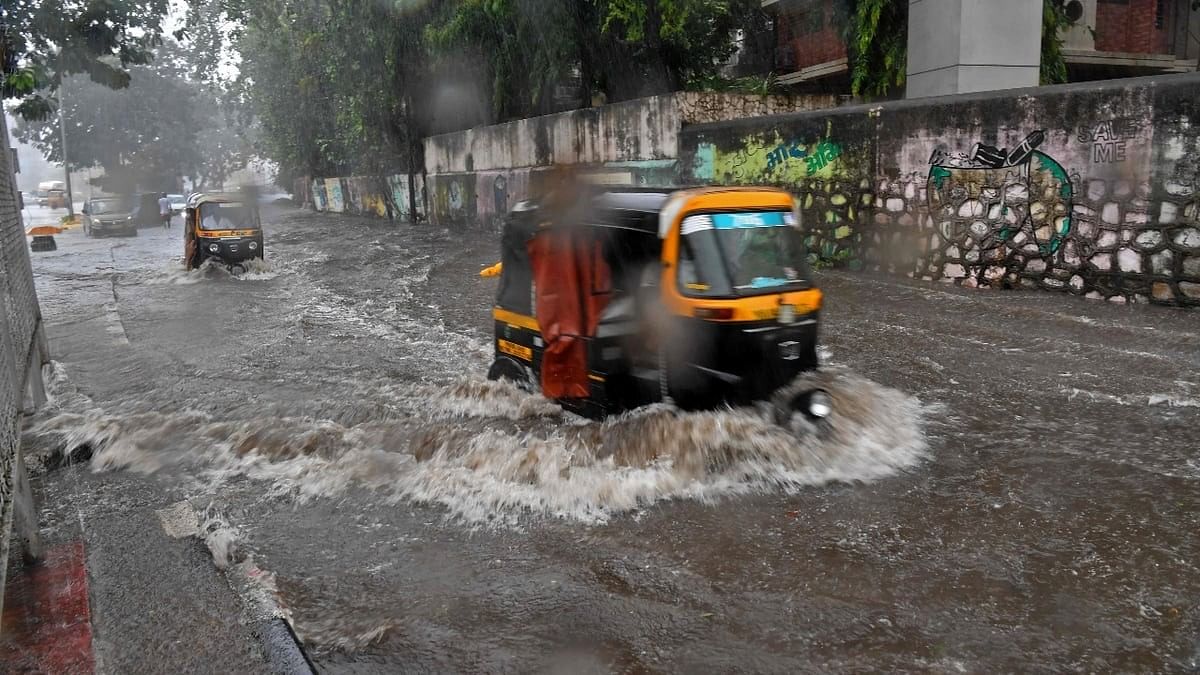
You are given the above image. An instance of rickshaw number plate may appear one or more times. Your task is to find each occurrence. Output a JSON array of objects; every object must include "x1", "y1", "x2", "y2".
[
  {"x1": 778, "y1": 304, "x2": 796, "y2": 324},
  {"x1": 498, "y1": 339, "x2": 533, "y2": 362}
]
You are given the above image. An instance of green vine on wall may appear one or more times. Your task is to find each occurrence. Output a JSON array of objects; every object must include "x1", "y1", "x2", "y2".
[
  {"x1": 1041, "y1": 0, "x2": 1071, "y2": 85},
  {"x1": 844, "y1": 0, "x2": 907, "y2": 98}
]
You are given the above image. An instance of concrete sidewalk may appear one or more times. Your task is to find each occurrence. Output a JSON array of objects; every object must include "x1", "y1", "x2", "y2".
[{"x1": 4, "y1": 453, "x2": 275, "y2": 674}]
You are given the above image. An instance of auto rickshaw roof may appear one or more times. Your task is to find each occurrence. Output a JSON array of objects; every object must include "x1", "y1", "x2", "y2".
[{"x1": 186, "y1": 192, "x2": 247, "y2": 208}]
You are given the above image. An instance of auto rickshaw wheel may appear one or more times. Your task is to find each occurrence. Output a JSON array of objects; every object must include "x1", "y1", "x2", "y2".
[{"x1": 487, "y1": 356, "x2": 532, "y2": 391}]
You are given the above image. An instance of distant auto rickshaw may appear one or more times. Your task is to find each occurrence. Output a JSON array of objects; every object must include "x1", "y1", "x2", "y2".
[
  {"x1": 488, "y1": 186, "x2": 829, "y2": 421},
  {"x1": 184, "y1": 192, "x2": 264, "y2": 271},
  {"x1": 46, "y1": 189, "x2": 67, "y2": 209}
]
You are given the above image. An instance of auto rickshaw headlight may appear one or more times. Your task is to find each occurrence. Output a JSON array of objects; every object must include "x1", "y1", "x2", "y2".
[
  {"x1": 808, "y1": 390, "x2": 832, "y2": 419},
  {"x1": 208, "y1": 243, "x2": 220, "y2": 253},
  {"x1": 248, "y1": 241, "x2": 259, "y2": 250}
]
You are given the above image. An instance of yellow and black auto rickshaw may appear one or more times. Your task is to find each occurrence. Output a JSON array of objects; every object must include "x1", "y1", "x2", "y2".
[
  {"x1": 184, "y1": 192, "x2": 264, "y2": 271},
  {"x1": 488, "y1": 186, "x2": 829, "y2": 421}
]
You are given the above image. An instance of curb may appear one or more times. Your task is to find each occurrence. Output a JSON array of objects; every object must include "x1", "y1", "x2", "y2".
[
  {"x1": 196, "y1": 508, "x2": 317, "y2": 674},
  {"x1": 225, "y1": 553, "x2": 317, "y2": 674},
  {"x1": 260, "y1": 616, "x2": 317, "y2": 675}
]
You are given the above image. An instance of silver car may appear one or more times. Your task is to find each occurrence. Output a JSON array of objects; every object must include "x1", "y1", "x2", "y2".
[{"x1": 82, "y1": 198, "x2": 139, "y2": 237}]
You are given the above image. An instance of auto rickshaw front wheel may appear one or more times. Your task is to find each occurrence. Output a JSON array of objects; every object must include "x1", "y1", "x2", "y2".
[{"x1": 487, "y1": 356, "x2": 533, "y2": 392}]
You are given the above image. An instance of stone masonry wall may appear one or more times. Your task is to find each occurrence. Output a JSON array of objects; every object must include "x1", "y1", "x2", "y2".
[{"x1": 680, "y1": 73, "x2": 1200, "y2": 306}]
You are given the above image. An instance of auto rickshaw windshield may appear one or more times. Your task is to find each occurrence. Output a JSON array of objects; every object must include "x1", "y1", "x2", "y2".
[
  {"x1": 677, "y1": 210, "x2": 811, "y2": 297},
  {"x1": 199, "y1": 202, "x2": 257, "y2": 230}
]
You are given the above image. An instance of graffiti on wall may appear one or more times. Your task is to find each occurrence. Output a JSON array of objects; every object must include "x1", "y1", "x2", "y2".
[
  {"x1": 927, "y1": 131, "x2": 1075, "y2": 275},
  {"x1": 387, "y1": 174, "x2": 421, "y2": 221},
  {"x1": 430, "y1": 174, "x2": 475, "y2": 226},
  {"x1": 765, "y1": 139, "x2": 842, "y2": 174},
  {"x1": 493, "y1": 174, "x2": 508, "y2": 216},
  {"x1": 311, "y1": 179, "x2": 328, "y2": 211},
  {"x1": 1078, "y1": 118, "x2": 1138, "y2": 164},
  {"x1": 325, "y1": 178, "x2": 345, "y2": 213},
  {"x1": 696, "y1": 134, "x2": 846, "y2": 185}
]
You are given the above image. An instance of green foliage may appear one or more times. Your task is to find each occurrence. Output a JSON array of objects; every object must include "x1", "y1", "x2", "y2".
[
  {"x1": 232, "y1": 0, "x2": 765, "y2": 180},
  {"x1": 809, "y1": 247, "x2": 854, "y2": 271},
  {"x1": 1, "y1": 0, "x2": 172, "y2": 120},
  {"x1": 234, "y1": 0, "x2": 437, "y2": 182},
  {"x1": 686, "y1": 72, "x2": 782, "y2": 96},
  {"x1": 13, "y1": 34, "x2": 256, "y2": 193},
  {"x1": 1040, "y1": 0, "x2": 1070, "y2": 85},
  {"x1": 599, "y1": 0, "x2": 762, "y2": 98},
  {"x1": 426, "y1": 0, "x2": 580, "y2": 120},
  {"x1": 843, "y1": 0, "x2": 907, "y2": 98}
]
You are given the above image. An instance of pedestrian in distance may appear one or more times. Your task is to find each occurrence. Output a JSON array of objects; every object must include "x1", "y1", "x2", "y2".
[{"x1": 158, "y1": 193, "x2": 172, "y2": 229}]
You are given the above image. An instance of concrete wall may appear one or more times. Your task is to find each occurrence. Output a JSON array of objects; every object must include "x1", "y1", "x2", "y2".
[
  {"x1": 423, "y1": 92, "x2": 841, "y2": 228},
  {"x1": 305, "y1": 174, "x2": 427, "y2": 222},
  {"x1": 680, "y1": 73, "x2": 1200, "y2": 306},
  {"x1": 1, "y1": 112, "x2": 47, "y2": 625}
]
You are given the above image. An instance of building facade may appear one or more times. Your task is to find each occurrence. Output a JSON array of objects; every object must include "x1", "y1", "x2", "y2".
[{"x1": 762, "y1": 0, "x2": 1200, "y2": 96}]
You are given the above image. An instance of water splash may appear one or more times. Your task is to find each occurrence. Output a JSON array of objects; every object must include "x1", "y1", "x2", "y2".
[
  {"x1": 29, "y1": 366, "x2": 927, "y2": 525},
  {"x1": 139, "y1": 258, "x2": 279, "y2": 285}
]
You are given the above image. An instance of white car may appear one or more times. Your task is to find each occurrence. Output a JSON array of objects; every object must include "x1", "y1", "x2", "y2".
[{"x1": 167, "y1": 194, "x2": 186, "y2": 215}]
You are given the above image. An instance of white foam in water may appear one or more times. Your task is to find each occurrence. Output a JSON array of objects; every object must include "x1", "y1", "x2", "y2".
[
  {"x1": 1148, "y1": 394, "x2": 1200, "y2": 408},
  {"x1": 233, "y1": 258, "x2": 279, "y2": 281},
  {"x1": 140, "y1": 258, "x2": 280, "y2": 285},
  {"x1": 30, "y1": 365, "x2": 928, "y2": 525}
]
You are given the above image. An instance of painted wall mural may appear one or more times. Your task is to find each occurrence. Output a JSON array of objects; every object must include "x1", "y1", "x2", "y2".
[
  {"x1": 386, "y1": 174, "x2": 426, "y2": 222},
  {"x1": 698, "y1": 133, "x2": 846, "y2": 186},
  {"x1": 325, "y1": 178, "x2": 345, "y2": 213},
  {"x1": 927, "y1": 130, "x2": 1076, "y2": 284},
  {"x1": 311, "y1": 179, "x2": 328, "y2": 211},
  {"x1": 677, "y1": 75, "x2": 1200, "y2": 306}
]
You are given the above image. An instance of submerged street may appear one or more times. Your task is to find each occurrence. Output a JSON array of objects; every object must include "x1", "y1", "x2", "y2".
[{"x1": 18, "y1": 206, "x2": 1200, "y2": 672}]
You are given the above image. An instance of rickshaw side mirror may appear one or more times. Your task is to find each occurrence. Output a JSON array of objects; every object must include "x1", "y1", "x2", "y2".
[{"x1": 81, "y1": 203, "x2": 89, "y2": 214}]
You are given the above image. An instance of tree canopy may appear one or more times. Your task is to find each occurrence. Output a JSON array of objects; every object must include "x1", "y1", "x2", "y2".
[
  {"x1": 227, "y1": 0, "x2": 767, "y2": 182},
  {"x1": 7, "y1": 0, "x2": 256, "y2": 194},
  {"x1": 1, "y1": 0, "x2": 171, "y2": 120}
]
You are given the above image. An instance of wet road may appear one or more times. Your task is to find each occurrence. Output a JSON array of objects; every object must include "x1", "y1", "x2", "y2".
[{"x1": 22, "y1": 207, "x2": 1200, "y2": 673}]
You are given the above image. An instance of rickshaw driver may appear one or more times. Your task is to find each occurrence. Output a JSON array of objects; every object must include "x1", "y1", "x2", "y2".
[{"x1": 201, "y1": 203, "x2": 236, "y2": 230}]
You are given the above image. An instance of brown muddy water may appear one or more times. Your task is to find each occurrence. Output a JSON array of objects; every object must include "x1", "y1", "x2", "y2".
[{"x1": 23, "y1": 208, "x2": 1200, "y2": 673}]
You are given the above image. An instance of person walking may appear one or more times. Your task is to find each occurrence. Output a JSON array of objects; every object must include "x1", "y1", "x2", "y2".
[{"x1": 158, "y1": 193, "x2": 172, "y2": 229}]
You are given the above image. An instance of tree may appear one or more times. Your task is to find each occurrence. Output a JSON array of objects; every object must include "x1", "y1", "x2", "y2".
[
  {"x1": 427, "y1": 0, "x2": 765, "y2": 118},
  {"x1": 12, "y1": 37, "x2": 257, "y2": 193},
  {"x1": 13, "y1": 65, "x2": 201, "y2": 193},
  {"x1": 842, "y1": 0, "x2": 908, "y2": 98},
  {"x1": 599, "y1": 0, "x2": 761, "y2": 100},
  {"x1": 427, "y1": 0, "x2": 582, "y2": 121},
  {"x1": 1, "y1": 0, "x2": 171, "y2": 120}
]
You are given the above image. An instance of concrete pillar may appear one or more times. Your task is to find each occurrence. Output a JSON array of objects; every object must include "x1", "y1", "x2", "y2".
[{"x1": 906, "y1": 0, "x2": 1043, "y2": 98}]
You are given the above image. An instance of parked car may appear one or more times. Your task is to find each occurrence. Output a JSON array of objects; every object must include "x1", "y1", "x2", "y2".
[{"x1": 82, "y1": 197, "x2": 139, "y2": 237}]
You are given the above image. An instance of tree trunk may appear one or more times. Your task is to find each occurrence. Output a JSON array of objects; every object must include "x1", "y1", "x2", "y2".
[{"x1": 404, "y1": 94, "x2": 418, "y2": 224}]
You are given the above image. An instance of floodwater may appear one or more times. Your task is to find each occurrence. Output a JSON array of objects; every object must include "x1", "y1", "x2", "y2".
[{"x1": 23, "y1": 207, "x2": 1200, "y2": 672}]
